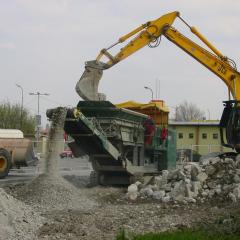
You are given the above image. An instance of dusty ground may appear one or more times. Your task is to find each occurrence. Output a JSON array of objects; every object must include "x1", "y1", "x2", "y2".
[
  {"x1": 2, "y1": 158, "x2": 240, "y2": 240},
  {"x1": 36, "y1": 190, "x2": 240, "y2": 240},
  {"x1": 3, "y1": 175, "x2": 240, "y2": 240}
]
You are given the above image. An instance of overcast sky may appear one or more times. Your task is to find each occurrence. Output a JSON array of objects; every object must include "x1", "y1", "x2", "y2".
[{"x1": 0, "y1": 0, "x2": 240, "y2": 126}]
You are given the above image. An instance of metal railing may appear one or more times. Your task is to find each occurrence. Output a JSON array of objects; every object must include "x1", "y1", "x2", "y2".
[{"x1": 177, "y1": 144, "x2": 231, "y2": 162}]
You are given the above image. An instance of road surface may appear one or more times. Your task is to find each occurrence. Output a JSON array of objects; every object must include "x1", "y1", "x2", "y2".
[{"x1": 0, "y1": 157, "x2": 92, "y2": 187}]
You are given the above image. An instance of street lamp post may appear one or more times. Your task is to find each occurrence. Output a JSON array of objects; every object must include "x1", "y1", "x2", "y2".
[
  {"x1": 29, "y1": 92, "x2": 50, "y2": 143},
  {"x1": 207, "y1": 109, "x2": 210, "y2": 120},
  {"x1": 16, "y1": 84, "x2": 23, "y2": 129},
  {"x1": 144, "y1": 86, "x2": 153, "y2": 100}
]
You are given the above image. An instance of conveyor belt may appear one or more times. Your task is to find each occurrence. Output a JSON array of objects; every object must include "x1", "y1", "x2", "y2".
[{"x1": 64, "y1": 111, "x2": 121, "y2": 161}]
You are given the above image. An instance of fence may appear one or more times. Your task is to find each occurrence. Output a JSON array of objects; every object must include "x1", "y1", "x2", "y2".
[
  {"x1": 32, "y1": 138, "x2": 66, "y2": 159},
  {"x1": 32, "y1": 138, "x2": 233, "y2": 163},
  {"x1": 177, "y1": 144, "x2": 231, "y2": 163}
]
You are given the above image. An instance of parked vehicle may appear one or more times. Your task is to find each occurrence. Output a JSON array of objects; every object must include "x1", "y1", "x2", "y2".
[
  {"x1": 0, "y1": 129, "x2": 38, "y2": 179},
  {"x1": 59, "y1": 149, "x2": 74, "y2": 158}
]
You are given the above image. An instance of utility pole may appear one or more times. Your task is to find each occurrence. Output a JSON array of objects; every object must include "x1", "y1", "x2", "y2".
[
  {"x1": 16, "y1": 84, "x2": 23, "y2": 129},
  {"x1": 29, "y1": 92, "x2": 50, "y2": 143},
  {"x1": 144, "y1": 86, "x2": 153, "y2": 100}
]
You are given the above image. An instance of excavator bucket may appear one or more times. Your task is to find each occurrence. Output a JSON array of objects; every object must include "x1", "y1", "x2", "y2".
[{"x1": 75, "y1": 60, "x2": 107, "y2": 101}]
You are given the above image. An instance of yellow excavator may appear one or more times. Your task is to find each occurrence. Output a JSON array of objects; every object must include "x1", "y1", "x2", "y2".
[{"x1": 75, "y1": 11, "x2": 240, "y2": 152}]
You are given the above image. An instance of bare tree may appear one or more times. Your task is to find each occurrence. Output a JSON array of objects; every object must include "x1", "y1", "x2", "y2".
[{"x1": 175, "y1": 101, "x2": 205, "y2": 121}]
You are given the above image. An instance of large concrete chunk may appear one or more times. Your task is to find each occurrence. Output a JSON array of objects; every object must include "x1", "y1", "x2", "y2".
[
  {"x1": 127, "y1": 183, "x2": 139, "y2": 201},
  {"x1": 75, "y1": 60, "x2": 107, "y2": 101},
  {"x1": 170, "y1": 181, "x2": 186, "y2": 201},
  {"x1": 127, "y1": 153, "x2": 240, "y2": 204},
  {"x1": 197, "y1": 172, "x2": 208, "y2": 183}
]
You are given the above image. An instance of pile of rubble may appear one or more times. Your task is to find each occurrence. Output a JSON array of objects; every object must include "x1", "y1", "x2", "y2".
[
  {"x1": 127, "y1": 155, "x2": 240, "y2": 203},
  {"x1": 0, "y1": 188, "x2": 43, "y2": 240}
]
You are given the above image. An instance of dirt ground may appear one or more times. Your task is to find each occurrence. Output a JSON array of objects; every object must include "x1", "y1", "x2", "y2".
[
  {"x1": 3, "y1": 175, "x2": 240, "y2": 240},
  {"x1": 1, "y1": 158, "x2": 240, "y2": 240}
]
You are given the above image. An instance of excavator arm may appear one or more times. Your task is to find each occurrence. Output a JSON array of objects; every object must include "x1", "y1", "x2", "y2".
[
  {"x1": 97, "y1": 12, "x2": 179, "y2": 68},
  {"x1": 76, "y1": 11, "x2": 180, "y2": 100},
  {"x1": 76, "y1": 11, "x2": 240, "y2": 101},
  {"x1": 164, "y1": 27, "x2": 240, "y2": 100},
  {"x1": 76, "y1": 11, "x2": 240, "y2": 151}
]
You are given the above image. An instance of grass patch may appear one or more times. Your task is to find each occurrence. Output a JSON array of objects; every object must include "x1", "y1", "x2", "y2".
[
  {"x1": 115, "y1": 205, "x2": 240, "y2": 240},
  {"x1": 115, "y1": 229, "x2": 240, "y2": 240},
  {"x1": 133, "y1": 231, "x2": 239, "y2": 240}
]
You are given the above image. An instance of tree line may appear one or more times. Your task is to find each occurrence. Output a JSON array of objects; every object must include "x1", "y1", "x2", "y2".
[
  {"x1": 0, "y1": 101, "x2": 35, "y2": 135},
  {"x1": 0, "y1": 100, "x2": 205, "y2": 135}
]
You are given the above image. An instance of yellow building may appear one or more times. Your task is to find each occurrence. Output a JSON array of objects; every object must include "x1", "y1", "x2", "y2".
[
  {"x1": 116, "y1": 101, "x2": 229, "y2": 157},
  {"x1": 169, "y1": 121, "x2": 228, "y2": 155}
]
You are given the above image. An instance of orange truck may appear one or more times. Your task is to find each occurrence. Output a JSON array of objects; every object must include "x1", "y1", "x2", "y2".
[{"x1": 0, "y1": 129, "x2": 37, "y2": 178}]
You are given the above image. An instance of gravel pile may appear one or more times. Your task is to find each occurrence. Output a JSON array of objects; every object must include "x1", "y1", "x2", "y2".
[
  {"x1": 12, "y1": 173, "x2": 97, "y2": 212},
  {"x1": 127, "y1": 155, "x2": 240, "y2": 203},
  {"x1": 11, "y1": 107, "x2": 97, "y2": 212},
  {"x1": 0, "y1": 188, "x2": 43, "y2": 240}
]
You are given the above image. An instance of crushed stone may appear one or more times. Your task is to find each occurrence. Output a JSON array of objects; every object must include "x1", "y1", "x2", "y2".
[
  {"x1": 10, "y1": 107, "x2": 97, "y2": 212},
  {"x1": 37, "y1": 188, "x2": 240, "y2": 240},
  {"x1": 11, "y1": 173, "x2": 97, "y2": 212},
  {"x1": 0, "y1": 188, "x2": 43, "y2": 240}
]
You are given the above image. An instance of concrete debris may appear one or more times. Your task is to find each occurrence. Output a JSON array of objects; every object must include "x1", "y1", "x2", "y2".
[
  {"x1": 162, "y1": 195, "x2": 171, "y2": 203},
  {"x1": 233, "y1": 185, "x2": 240, "y2": 199},
  {"x1": 152, "y1": 190, "x2": 165, "y2": 200},
  {"x1": 196, "y1": 172, "x2": 208, "y2": 183},
  {"x1": 139, "y1": 186, "x2": 154, "y2": 197},
  {"x1": 236, "y1": 158, "x2": 240, "y2": 168},
  {"x1": 126, "y1": 182, "x2": 142, "y2": 201},
  {"x1": 234, "y1": 174, "x2": 240, "y2": 183},
  {"x1": 205, "y1": 165, "x2": 216, "y2": 176},
  {"x1": 127, "y1": 183, "x2": 139, "y2": 201},
  {"x1": 127, "y1": 155, "x2": 240, "y2": 203},
  {"x1": 229, "y1": 192, "x2": 237, "y2": 202},
  {"x1": 169, "y1": 181, "x2": 186, "y2": 201}
]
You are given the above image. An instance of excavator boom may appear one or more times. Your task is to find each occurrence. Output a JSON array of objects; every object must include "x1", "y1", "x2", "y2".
[
  {"x1": 76, "y1": 11, "x2": 239, "y2": 101},
  {"x1": 164, "y1": 27, "x2": 240, "y2": 100},
  {"x1": 75, "y1": 11, "x2": 240, "y2": 150}
]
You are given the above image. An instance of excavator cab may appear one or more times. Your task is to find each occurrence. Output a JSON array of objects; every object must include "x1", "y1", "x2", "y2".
[{"x1": 220, "y1": 100, "x2": 240, "y2": 152}]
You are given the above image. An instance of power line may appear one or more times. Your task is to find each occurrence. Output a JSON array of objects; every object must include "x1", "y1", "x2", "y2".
[
  {"x1": 41, "y1": 95, "x2": 64, "y2": 106},
  {"x1": 41, "y1": 95, "x2": 74, "y2": 108}
]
